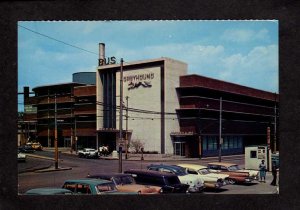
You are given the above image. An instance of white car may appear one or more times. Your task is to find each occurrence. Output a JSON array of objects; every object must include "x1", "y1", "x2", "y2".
[
  {"x1": 147, "y1": 164, "x2": 204, "y2": 193},
  {"x1": 78, "y1": 148, "x2": 99, "y2": 159},
  {"x1": 178, "y1": 164, "x2": 229, "y2": 189},
  {"x1": 18, "y1": 151, "x2": 26, "y2": 162}
]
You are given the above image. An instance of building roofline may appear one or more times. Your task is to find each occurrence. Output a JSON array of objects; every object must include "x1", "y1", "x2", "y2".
[
  {"x1": 179, "y1": 74, "x2": 279, "y2": 101},
  {"x1": 32, "y1": 82, "x2": 87, "y2": 91},
  {"x1": 97, "y1": 57, "x2": 187, "y2": 70},
  {"x1": 181, "y1": 74, "x2": 278, "y2": 95}
]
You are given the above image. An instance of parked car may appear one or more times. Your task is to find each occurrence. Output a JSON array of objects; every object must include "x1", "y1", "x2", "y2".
[
  {"x1": 207, "y1": 162, "x2": 257, "y2": 184},
  {"x1": 87, "y1": 173, "x2": 161, "y2": 194},
  {"x1": 18, "y1": 145, "x2": 35, "y2": 153},
  {"x1": 78, "y1": 148, "x2": 99, "y2": 159},
  {"x1": 62, "y1": 178, "x2": 138, "y2": 195},
  {"x1": 177, "y1": 163, "x2": 229, "y2": 189},
  {"x1": 24, "y1": 188, "x2": 74, "y2": 195},
  {"x1": 17, "y1": 151, "x2": 26, "y2": 162},
  {"x1": 27, "y1": 142, "x2": 43, "y2": 151},
  {"x1": 147, "y1": 164, "x2": 204, "y2": 193},
  {"x1": 124, "y1": 169, "x2": 190, "y2": 194}
]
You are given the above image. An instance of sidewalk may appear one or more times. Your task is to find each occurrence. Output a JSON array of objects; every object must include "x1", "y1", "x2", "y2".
[{"x1": 43, "y1": 147, "x2": 244, "y2": 162}]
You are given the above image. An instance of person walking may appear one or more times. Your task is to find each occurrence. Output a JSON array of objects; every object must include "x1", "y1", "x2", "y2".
[
  {"x1": 270, "y1": 161, "x2": 278, "y2": 186},
  {"x1": 259, "y1": 160, "x2": 267, "y2": 183}
]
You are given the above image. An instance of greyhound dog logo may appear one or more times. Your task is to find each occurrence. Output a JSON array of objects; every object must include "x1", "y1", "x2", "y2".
[{"x1": 128, "y1": 81, "x2": 152, "y2": 90}]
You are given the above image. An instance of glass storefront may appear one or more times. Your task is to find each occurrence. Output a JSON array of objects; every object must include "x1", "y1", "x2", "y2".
[{"x1": 173, "y1": 142, "x2": 185, "y2": 156}]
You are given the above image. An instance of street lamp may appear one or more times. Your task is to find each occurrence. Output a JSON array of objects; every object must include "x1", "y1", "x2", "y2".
[
  {"x1": 118, "y1": 58, "x2": 124, "y2": 173},
  {"x1": 54, "y1": 94, "x2": 59, "y2": 169},
  {"x1": 218, "y1": 97, "x2": 222, "y2": 162}
]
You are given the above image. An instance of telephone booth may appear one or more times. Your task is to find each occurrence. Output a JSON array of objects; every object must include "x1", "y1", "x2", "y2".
[{"x1": 245, "y1": 145, "x2": 272, "y2": 171}]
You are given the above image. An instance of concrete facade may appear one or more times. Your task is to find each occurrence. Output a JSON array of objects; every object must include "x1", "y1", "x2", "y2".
[{"x1": 96, "y1": 57, "x2": 187, "y2": 154}]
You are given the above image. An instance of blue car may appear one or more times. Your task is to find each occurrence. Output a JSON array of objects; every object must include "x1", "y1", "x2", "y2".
[
  {"x1": 24, "y1": 188, "x2": 74, "y2": 195},
  {"x1": 62, "y1": 178, "x2": 138, "y2": 195}
]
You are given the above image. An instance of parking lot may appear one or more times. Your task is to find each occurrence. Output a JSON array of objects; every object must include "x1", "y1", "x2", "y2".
[{"x1": 18, "y1": 148, "x2": 278, "y2": 194}]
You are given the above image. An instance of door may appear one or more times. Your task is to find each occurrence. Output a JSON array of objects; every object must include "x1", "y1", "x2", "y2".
[{"x1": 174, "y1": 142, "x2": 185, "y2": 156}]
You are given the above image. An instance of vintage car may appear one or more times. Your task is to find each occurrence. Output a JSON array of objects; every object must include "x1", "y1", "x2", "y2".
[
  {"x1": 62, "y1": 178, "x2": 138, "y2": 195},
  {"x1": 147, "y1": 164, "x2": 204, "y2": 193},
  {"x1": 124, "y1": 169, "x2": 190, "y2": 194},
  {"x1": 18, "y1": 151, "x2": 26, "y2": 162},
  {"x1": 207, "y1": 162, "x2": 258, "y2": 184},
  {"x1": 18, "y1": 145, "x2": 35, "y2": 153},
  {"x1": 26, "y1": 142, "x2": 43, "y2": 151},
  {"x1": 24, "y1": 188, "x2": 74, "y2": 195},
  {"x1": 78, "y1": 148, "x2": 99, "y2": 159},
  {"x1": 177, "y1": 163, "x2": 229, "y2": 189},
  {"x1": 87, "y1": 173, "x2": 161, "y2": 194}
]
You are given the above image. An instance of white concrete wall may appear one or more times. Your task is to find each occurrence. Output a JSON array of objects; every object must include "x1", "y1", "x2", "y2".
[
  {"x1": 97, "y1": 58, "x2": 188, "y2": 154},
  {"x1": 164, "y1": 58, "x2": 187, "y2": 154},
  {"x1": 116, "y1": 66, "x2": 161, "y2": 152}
]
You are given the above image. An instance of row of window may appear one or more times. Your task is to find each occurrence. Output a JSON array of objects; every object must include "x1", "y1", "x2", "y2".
[{"x1": 202, "y1": 136, "x2": 243, "y2": 151}]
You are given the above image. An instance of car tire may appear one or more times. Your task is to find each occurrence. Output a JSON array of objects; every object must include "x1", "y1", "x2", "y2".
[{"x1": 228, "y1": 179, "x2": 236, "y2": 184}]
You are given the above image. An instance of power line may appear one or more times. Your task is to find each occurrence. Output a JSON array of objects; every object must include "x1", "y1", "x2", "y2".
[{"x1": 18, "y1": 24, "x2": 98, "y2": 56}]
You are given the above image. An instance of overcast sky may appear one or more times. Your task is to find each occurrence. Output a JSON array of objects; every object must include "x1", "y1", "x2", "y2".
[{"x1": 18, "y1": 20, "x2": 278, "y2": 111}]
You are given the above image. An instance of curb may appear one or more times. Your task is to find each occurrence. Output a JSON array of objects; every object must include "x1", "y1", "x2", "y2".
[
  {"x1": 18, "y1": 164, "x2": 53, "y2": 174},
  {"x1": 35, "y1": 167, "x2": 72, "y2": 173}
]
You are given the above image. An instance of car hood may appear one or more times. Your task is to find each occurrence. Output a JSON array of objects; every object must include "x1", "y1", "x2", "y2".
[
  {"x1": 205, "y1": 173, "x2": 229, "y2": 180},
  {"x1": 117, "y1": 184, "x2": 160, "y2": 194},
  {"x1": 178, "y1": 174, "x2": 203, "y2": 185},
  {"x1": 238, "y1": 169, "x2": 259, "y2": 176}
]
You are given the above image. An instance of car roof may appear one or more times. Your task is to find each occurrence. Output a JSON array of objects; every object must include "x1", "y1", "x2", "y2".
[
  {"x1": 178, "y1": 164, "x2": 208, "y2": 170},
  {"x1": 64, "y1": 178, "x2": 112, "y2": 185},
  {"x1": 87, "y1": 173, "x2": 132, "y2": 179},
  {"x1": 124, "y1": 169, "x2": 177, "y2": 177},
  {"x1": 148, "y1": 164, "x2": 184, "y2": 171},
  {"x1": 208, "y1": 162, "x2": 237, "y2": 167},
  {"x1": 25, "y1": 188, "x2": 73, "y2": 195}
]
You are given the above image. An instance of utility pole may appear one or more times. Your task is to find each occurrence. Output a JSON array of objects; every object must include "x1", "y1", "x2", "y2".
[
  {"x1": 54, "y1": 94, "x2": 59, "y2": 169},
  {"x1": 47, "y1": 89, "x2": 50, "y2": 147},
  {"x1": 118, "y1": 58, "x2": 124, "y2": 173},
  {"x1": 274, "y1": 93, "x2": 277, "y2": 153},
  {"x1": 125, "y1": 96, "x2": 129, "y2": 159},
  {"x1": 219, "y1": 97, "x2": 222, "y2": 162}
]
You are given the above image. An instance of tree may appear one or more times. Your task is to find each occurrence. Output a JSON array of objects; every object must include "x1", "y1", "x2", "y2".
[{"x1": 130, "y1": 139, "x2": 145, "y2": 153}]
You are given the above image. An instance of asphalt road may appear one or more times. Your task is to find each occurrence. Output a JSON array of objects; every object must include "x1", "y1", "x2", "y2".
[{"x1": 18, "y1": 151, "x2": 278, "y2": 194}]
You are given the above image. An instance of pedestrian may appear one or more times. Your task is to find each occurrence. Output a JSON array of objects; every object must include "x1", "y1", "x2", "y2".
[
  {"x1": 270, "y1": 161, "x2": 278, "y2": 186},
  {"x1": 259, "y1": 160, "x2": 267, "y2": 183}
]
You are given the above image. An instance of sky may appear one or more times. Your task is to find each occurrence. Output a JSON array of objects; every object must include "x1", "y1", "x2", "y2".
[{"x1": 18, "y1": 20, "x2": 278, "y2": 111}]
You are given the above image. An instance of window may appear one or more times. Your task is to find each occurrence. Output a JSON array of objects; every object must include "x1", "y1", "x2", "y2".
[
  {"x1": 250, "y1": 151, "x2": 257, "y2": 158},
  {"x1": 97, "y1": 183, "x2": 116, "y2": 192},
  {"x1": 220, "y1": 166, "x2": 227, "y2": 171},
  {"x1": 237, "y1": 137, "x2": 243, "y2": 148},
  {"x1": 229, "y1": 137, "x2": 234, "y2": 149},
  {"x1": 77, "y1": 184, "x2": 91, "y2": 194},
  {"x1": 208, "y1": 165, "x2": 219, "y2": 170},
  {"x1": 202, "y1": 138, "x2": 207, "y2": 151},
  {"x1": 187, "y1": 169, "x2": 198, "y2": 175},
  {"x1": 207, "y1": 136, "x2": 217, "y2": 150},
  {"x1": 222, "y1": 137, "x2": 228, "y2": 149}
]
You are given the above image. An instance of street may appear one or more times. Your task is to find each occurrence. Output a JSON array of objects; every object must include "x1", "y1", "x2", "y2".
[{"x1": 18, "y1": 150, "x2": 278, "y2": 194}]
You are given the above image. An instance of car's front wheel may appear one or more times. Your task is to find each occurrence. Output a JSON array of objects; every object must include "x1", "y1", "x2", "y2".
[{"x1": 228, "y1": 179, "x2": 236, "y2": 184}]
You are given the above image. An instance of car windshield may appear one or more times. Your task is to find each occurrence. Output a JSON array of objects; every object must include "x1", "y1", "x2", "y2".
[
  {"x1": 198, "y1": 168, "x2": 210, "y2": 175},
  {"x1": 113, "y1": 176, "x2": 135, "y2": 185},
  {"x1": 96, "y1": 183, "x2": 117, "y2": 192},
  {"x1": 172, "y1": 167, "x2": 188, "y2": 176},
  {"x1": 227, "y1": 165, "x2": 241, "y2": 171}
]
